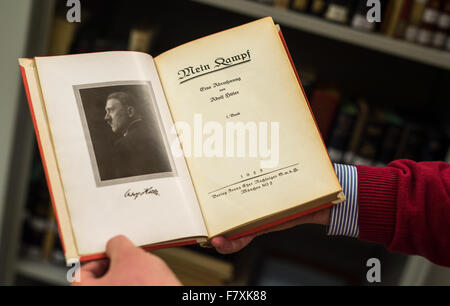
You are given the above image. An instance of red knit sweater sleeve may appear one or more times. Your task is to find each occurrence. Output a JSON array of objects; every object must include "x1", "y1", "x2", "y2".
[{"x1": 356, "y1": 159, "x2": 450, "y2": 267}]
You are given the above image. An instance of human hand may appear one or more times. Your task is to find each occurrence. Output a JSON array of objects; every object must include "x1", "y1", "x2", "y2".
[
  {"x1": 74, "y1": 235, "x2": 181, "y2": 286},
  {"x1": 211, "y1": 207, "x2": 330, "y2": 254}
]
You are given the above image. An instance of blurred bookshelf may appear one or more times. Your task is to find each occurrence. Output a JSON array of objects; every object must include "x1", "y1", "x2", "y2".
[
  {"x1": 193, "y1": 0, "x2": 450, "y2": 70},
  {"x1": 1, "y1": 0, "x2": 449, "y2": 286}
]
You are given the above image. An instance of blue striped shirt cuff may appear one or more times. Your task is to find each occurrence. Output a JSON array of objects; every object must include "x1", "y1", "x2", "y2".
[{"x1": 327, "y1": 164, "x2": 359, "y2": 238}]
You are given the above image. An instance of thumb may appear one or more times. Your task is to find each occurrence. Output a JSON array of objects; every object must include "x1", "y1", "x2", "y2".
[{"x1": 105, "y1": 235, "x2": 138, "y2": 270}]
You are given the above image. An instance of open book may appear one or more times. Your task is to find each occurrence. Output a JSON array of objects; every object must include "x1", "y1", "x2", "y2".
[{"x1": 19, "y1": 17, "x2": 344, "y2": 263}]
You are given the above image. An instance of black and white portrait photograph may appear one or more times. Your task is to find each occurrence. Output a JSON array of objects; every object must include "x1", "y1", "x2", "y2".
[{"x1": 74, "y1": 81, "x2": 176, "y2": 186}]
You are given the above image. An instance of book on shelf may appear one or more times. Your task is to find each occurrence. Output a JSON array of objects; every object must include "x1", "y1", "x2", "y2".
[
  {"x1": 296, "y1": 67, "x2": 318, "y2": 99},
  {"x1": 47, "y1": 15, "x2": 80, "y2": 56},
  {"x1": 309, "y1": 86, "x2": 342, "y2": 143},
  {"x1": 324, "y1": 0, "x2": 354, "y2": 24},
  {"x1": 21, "y1": 214, "x2": 46, "y2": 261},
  {"x1": 291, "y1": 0, "x2": 312, "y2": 12},
  {"x1": 420, "y1": 126, "x2": 450, "y2": 161},
  {"x1": 127, "y1": 25, "x2": 157, "y2": 53},
  {"x1": 352, "y1": 0, "x2": 378, "y2": 32},
  {"x1": 309, "y1": 0, "x2": 329, "y2": 16},
  {"x1": 39, "y1": 204, "x2": 60, "y2": 262},
  {"x1": 19, "y1": 17, "x2": 344, "y2": 263},
  {"x1": 416, "y1": 0, "x2": 442, "y2": 46},
  {"x1": 326, "y1": 98, "x2": 449, "y2": 166},
  {"x1": 21, "y1": 152, "x2": 52, "y2": 260},
  {"x1": 247, "y1": 0, "x2": 447, "y2": 53},
  {"x1": 431, "y1": 0, "x2": 450, "y2": 49},
  {"x1": 374, "y1": 111, "x2": 404, "y2": 167},
  {"x1": 447, "y1": 30, "x2": 450, "y2": 50},
  {"x1": 50, "y1": 238, "x2": 66, "y2": 266},
  {"x1": 400, "y1": 123, "x2": 450, "y2": 162},
  {"x1": 381, "y1": 0, "x2": 407, "y2": 37},
  {"x1": 352, "y1": 108, "x2": 386, "y2": 166},
  {"x1": 21, "y1": 203, "x2": 56, "y2": 262},
  {"x1": 342, "y1": 99, "x2": 369, "y2": 164},
  {"x1": 404, "y1": 0, "x2": 428, "y2": 42},
  {"x1": 395, "y1": 122, "x2": 427, "y2": 160},
  {"x1": 273, "y1": 0, "x2": 291, "y2": 9},
  {"x1": 394, "y1": 0, "x2": 414, "y2": 38},
  {"x1": 326, "y1": 99, "x2": 359, "y2": 163},
  {"x1": 446, "y1": 140, "x2": 450, "y2": 163}
]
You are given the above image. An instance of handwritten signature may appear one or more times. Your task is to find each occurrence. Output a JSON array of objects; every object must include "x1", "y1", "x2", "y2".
[{"x1": 124, "y1": 187, "x2": 160, "y2": 200}]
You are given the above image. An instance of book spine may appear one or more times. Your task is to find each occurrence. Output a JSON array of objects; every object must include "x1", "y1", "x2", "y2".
[
  {"x1": 353, "y1": 109, "x2": 386, "y2": 166},
  {"x1": 40, "y1": 206, "x2": 58, "y2": 261},
  {"x1": 310, "y1": 89, "x2": 342, "y2": 143},
  {"x1": 395, "y1": 123, "x2": 426, "y2": 160},
  {"x1": 446, "y1": 32, "x2": 450, "y2": 50},
  {"x1": 416, "y1": 0, "x2": 442, "y2": 46},
  {"x1": 291, "y1": 0, "x2": 311, "y2": 11},
  {"x1": 395, "y1": 0, "x2": 414, "y2": 37},
  {"x1": 324, "y1": 0, "x2": 354, "y2": 24},
  {"x1": 431, "y1": 0, "x2": 450, "y2": 48},
  {"x1": 50, "y1": 238, "x2": 66, "y2": 266},
  {"x1": 21, "y1": 213, "x2": 46, "y2": 260},
  {"x1": 127, "y1": 26, "x2": 156, "y2": 53},
  {"x1": 404, "y1": 0, "x2": 428, "y2": 41},
  {"x1": 273, "y1": 0, "x2": 291, "y2": 9},
  {"x1": 352, "y1": 0, "x2": 377, "y2": 32},
  {"x1": 420, "y1": 127, "x2": 449, "y2": 161},
  {"x1": 375, "y1": 112, "x2": 404, "y2": 166},
  {"x1": 310, "y1": 0, "x2": 329, "y2": 16},
  {"x1": 47, "y1": 16, "x2": 80, "y2": 55},
  {"x1": 343, "y1": 99, "x2": 369, "y2": 164},
  {"x1": 327, "y1": 101, "x2": 358, "y2": 163},
  {"x1": 382, "y1": 0, "x2": 406, "y2": 36}
]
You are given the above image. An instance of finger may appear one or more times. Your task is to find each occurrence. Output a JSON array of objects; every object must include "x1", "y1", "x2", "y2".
[
  {"x1": 105, "y1": 235, "x2": 137, "y2": 270},
  {"x1": 80, "y1": 259, "x2": 110, "y2": 279},
  {"x1": 211, "y1": 235, "x2": 255, "y2": 254},
  {"x1": 211, "y1": 236, "x2": 228, "y2": 249}
]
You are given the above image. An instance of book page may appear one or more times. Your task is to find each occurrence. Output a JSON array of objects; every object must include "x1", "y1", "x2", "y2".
[
  {"x1": 155, "y1": 17, "x2": 342, "y2": 237},
  {"x1": 19, "y1": 59, "x2": 78, "y2": 261},
  {"x1": 35, "y1": 52, "x2": 207, "y2": 256}
]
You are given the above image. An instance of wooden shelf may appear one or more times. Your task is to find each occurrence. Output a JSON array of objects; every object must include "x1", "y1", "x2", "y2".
[{"x1": 193, "y1": 0, "x2": 450, "y2": 70}]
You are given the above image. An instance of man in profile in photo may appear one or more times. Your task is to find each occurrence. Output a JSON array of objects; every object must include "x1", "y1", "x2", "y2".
[{"x1": 104, "y1": 91, "x2": 171, "y2": 178}]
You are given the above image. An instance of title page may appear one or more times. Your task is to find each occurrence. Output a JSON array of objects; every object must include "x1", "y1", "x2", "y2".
[{"x1": 155, "y1": 17, "x2": 342, "y2": 236}]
